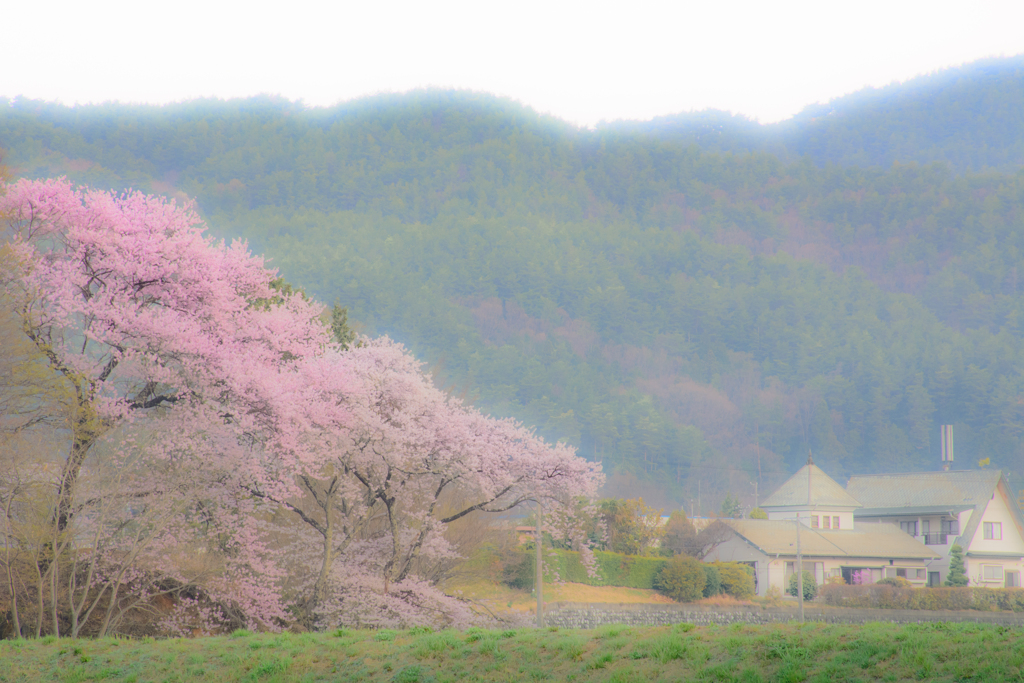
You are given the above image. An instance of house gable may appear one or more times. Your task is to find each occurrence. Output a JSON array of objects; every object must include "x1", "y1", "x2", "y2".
[
  {"x1": 761, "y1": 460, "x2": 861, "y2": 529},
  {"x1": 963, "y1": 479, "x2": 1024, "y2": 558}
]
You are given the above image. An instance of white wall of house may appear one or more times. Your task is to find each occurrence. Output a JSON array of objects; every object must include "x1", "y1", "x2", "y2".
[
  {"x1": 705, "y1": 535, "x2": 930, "y2": 596},
  {"x1": 967, "y1": 489, "x2": 1024, "y2": 555},
  {"x1": 856, "y1": 515, "x2": 961, "y2": 549},
  {"x1": 705, "y1": 535, "x2": 770, "y2": 596},
  {"x1": 963, "y1": 485, "x2": 1024, "y2": 587},
  {"x1": 766, "y1": 507, "x2": 857, "y2": 530}
]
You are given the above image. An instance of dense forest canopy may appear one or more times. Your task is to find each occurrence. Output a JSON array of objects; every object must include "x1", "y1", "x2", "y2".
[{"x1": 4, "y1": 56, "x2": 1024, "y2": 510}]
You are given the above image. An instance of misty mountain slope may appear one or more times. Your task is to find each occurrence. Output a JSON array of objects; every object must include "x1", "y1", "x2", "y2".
[
  {"x1": 606, "y1": 55, "x2": 1024, "y2": 173},
  {"x1": 3, "y1": 60, "x2": 1024, "y2": 509}
]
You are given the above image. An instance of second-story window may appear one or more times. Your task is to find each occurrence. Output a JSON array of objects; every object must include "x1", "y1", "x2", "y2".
[
  {"x1": 811, "y1": 515, "x2": 819, "y2": 528},
  {"x1": 982, "y1": 565, "x2": 1004, "y2": 581},
  {"x1": 900, "y1": 521, "x2": 918, "y2": 536},
  {"x1": 823, "y1": 516, "x2": 831, "y2": 529},
  {"x1": 833, "y1": 516, "x2": 840, "y2": 529},
  {"x1": 984, "y1": 522, "x2": 1003, "y2": 540}
]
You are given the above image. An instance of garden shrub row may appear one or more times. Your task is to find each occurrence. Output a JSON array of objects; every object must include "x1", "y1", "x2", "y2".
[
  {"x1": 504, "y1": 548, "x2": 754, "y2": 604},
  {"x1": 820, "y1": 584, "x2": 1024, "y2": 611},
  {"x1": 653, "y1": 556, "x2": 755, "y2": 602},
  {"x1": 504, "y1": 549, "x2": 668, "y2": 590}
]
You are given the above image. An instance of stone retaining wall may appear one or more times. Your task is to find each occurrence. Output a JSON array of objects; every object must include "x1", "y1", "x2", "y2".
[{"x1": 543, "y1": 602, "x2": 1024, "y2": 629}]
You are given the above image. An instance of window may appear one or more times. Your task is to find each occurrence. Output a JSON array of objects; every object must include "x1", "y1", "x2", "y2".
[
  {"x1": 896, "y1": 568, "x2": 907, "y2": 578},
  {"x1": 823, "y1": 516, "x2": 831, "y2": 529},
  {"x1": 982, "y1": 565, "x2": 1004, "y2": 581},
  {"x1": 942, "y1": 519, "x2": 960, "y2": 535},
  {"x1": 984, "y1": 522, "x2": 1002, "y2": 540},
  {"x1": 914, "y1": 568, "x2": 926, "y2": 580},
  {"x1": 811, "y1": 515, "x2": 819, "y2": 528},
  {"x1": 1007, "y1": 572, "x2": 1020, "y2": 588},
  {"x1": 833, "y1": 516, "x2": 840, "y2": 529},
  {"x1": 900, "y1": 521, "x2": 918, "y2": 536}
]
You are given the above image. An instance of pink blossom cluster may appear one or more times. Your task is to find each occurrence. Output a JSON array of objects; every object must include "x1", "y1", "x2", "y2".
[{"x1": 1, "y1": 178, "x2": 603, "y2": 632}]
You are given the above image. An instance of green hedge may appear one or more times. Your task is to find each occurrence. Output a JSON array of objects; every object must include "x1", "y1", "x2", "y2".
[
  {"x1": 820, "y1": 584, "x2": 1024, "y2": 611},
  {"x1": 504, "y1": 549, "x2": 669, "y2": 590}
]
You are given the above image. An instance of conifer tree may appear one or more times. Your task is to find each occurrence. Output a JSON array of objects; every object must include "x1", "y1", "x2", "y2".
[{"x1": 945, "y1": 544, "x2": 969, "y2": 586}]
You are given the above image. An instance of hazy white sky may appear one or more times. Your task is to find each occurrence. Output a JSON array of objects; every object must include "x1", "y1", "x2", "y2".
[{"x1": 5, "y1": 0, "x2": 1024, "y2": 126}]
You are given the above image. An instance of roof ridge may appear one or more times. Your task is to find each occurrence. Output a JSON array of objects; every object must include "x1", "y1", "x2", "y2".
[{"x1": 848, "y1": 470, "x2": 1001, "y2": 478}]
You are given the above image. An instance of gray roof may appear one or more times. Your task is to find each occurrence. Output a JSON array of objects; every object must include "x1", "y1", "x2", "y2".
[
  {"x1": 725, "y1": 520, "x2": 939, "y2": 560},
  {"x1": 966, "y1": 551, "x2": 1024, "y2": 559},
  {"x1": 846, "y1": 470, "x2": 1002, "y2": 512},
  {"x1": 855, "y1": 505, "x2": 974, "y2": 518},
  {"x1": 761, "y1": 464, "x2": 862, "y2": 509},
  {"x1": 846, "y1": 470, "x2": 1024, "y2": 552}
]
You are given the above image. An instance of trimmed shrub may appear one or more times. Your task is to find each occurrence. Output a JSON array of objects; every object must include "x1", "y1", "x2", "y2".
[
  {"x1": 599, "y1": 552, "x2": 668, "y2": 589},
  {"x1": 714, "y1": 562, "x2": 755, "y2": 600},
  {"x1": 820, "y1": 584, "x2": 1024, "y2": 612},
  {"x1": 655, "y1": 555, "x2": 707, "y2": 602},
  {"x1": 787, "y1": 570, "x2": 818, "y2": 600},
  {"x1": 876, "y1": 577, "x2": 911, "y2": 588},
  {"x1": 503, "y1": 548, "x2": 669, "y2": 590},
  {"x1": 702, "y1": 565, "x2": 722, "y2": 598},
  {"x1": 946, "y1": 544, "x2": 969, "y2": 586}
]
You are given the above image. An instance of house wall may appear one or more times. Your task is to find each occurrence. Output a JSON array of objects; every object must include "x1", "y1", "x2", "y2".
[
  {"x1": 963, "y1": 484, "x2": 1024, "y2": 587},
  {"x1": 703, "y1": 536, "x2": 929, "y2": 595},
  {"x1": 704, "y1": 536, "x2": 770, "y2": 596},
  {"x1": 766, "y1": 508, "x2": 856, "y2": 530},
  {"x1": 856, "y1": 515, "x2": 961, "y2": 551}
]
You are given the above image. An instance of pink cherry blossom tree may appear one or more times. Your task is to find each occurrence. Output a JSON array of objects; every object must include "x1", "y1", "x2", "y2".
[
  {"x1": 1, "y1": 177, "x2": 329, "y2": 632},
  {"x1": 2, "y1": 177, "x2": 603, "y2": 633},
  {"x1": 249, "y1": 337, "x2": 602, "y2": 628}
]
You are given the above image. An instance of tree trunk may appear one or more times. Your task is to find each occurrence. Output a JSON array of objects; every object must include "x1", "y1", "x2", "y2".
[
  {"x1": 54, "y1": 398, "x2": 103, "y2": 535},
  {"x1": 3, "y1": 496, "x2": 21, "y2": 638},
  {"x1": 301, "y1": 512, "x2": 334, "y2": 629}
]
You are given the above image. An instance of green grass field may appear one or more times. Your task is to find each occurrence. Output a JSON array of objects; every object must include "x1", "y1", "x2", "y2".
[{"x1": 2, "y1": 621, "x2": 1022, "y2": 682}]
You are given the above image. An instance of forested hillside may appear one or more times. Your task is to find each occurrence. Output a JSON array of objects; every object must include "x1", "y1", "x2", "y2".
[{"x1": 4, "y1": 56, "x2": 1024, "y2": 510}]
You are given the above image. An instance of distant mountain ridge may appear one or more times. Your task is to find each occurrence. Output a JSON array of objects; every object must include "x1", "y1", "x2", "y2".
[
  {"x1": 603, "y1": 55, "x2": 1024, "y2": 173},
  {"x1": 3, "y1": 56, "x2": 1024, "y2": 511}
]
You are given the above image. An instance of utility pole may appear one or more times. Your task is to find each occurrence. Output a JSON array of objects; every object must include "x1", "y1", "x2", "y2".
[
  {"x1": 797, "y1": 450, "x2": 811, "y2": 624},
  {"x1": 536, "y1": 499, "x2": 544, "y2": 628},
  {"x1": 796, "y1": 513, "x2": 804, "y2": 623}
]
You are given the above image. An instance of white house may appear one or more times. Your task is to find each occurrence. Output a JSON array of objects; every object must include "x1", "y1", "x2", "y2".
[
  {"x1": 846, "y1": 470, "x2": 1024, "y2": 587},
  {"x1": 703, "y1": 457, "x2": 939, "y2": 596}
]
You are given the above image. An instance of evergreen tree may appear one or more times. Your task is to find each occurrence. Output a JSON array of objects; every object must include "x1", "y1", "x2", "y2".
[
  {"x1": 945, "y1": 544, "x2": 969, "y2": 586},
  {"x1": 788, "y1": 570, "x2": 818, "y2": 600},
  {"x1": 720, "y1": 493, "x2": 743, "y2": 519}
]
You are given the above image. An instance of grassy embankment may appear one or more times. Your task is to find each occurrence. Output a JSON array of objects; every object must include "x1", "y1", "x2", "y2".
[{"x1": 3, "y1": 621, "x2": 1024, "y2": 683}]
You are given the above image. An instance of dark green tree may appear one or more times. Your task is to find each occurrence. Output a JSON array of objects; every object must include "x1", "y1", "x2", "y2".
[
  {"x1": 945, "y1": 544, "x2": 969, "y2": 586},
  {"x1": 788, "y1": 570, "x2": 818, "y2": 600},
  {"x1": 661, "y1": 509, "x2": 697, "y2": 556},
  {"x1": 720, "y1": 493, "x2": 742, "y2": 519},
  {"x1": 655, "y1": 554, "x2": 706, "y2": 602}
]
